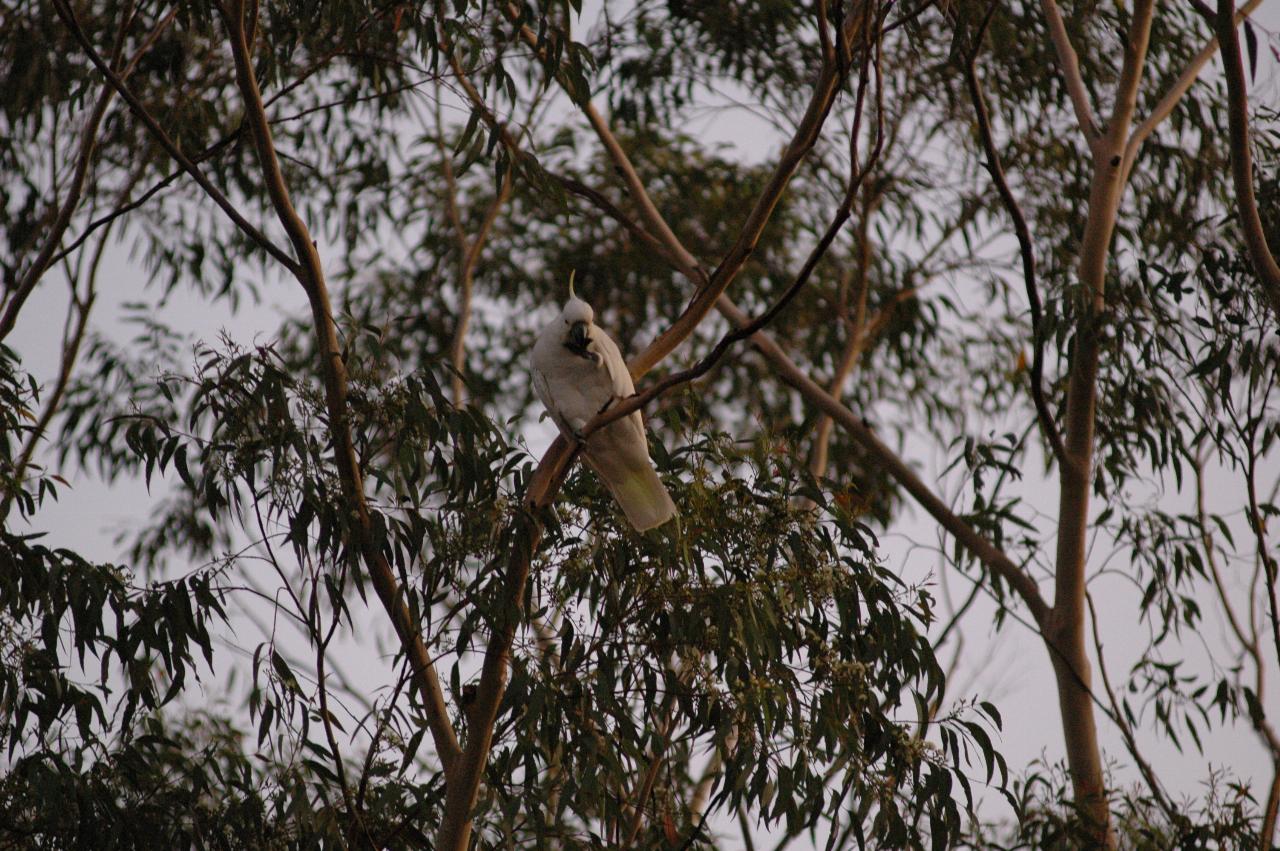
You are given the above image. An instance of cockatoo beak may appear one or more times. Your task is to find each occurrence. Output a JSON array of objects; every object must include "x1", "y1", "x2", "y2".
[{"x1": 566, "y1": 320, "x2": 591, "y2": 354}]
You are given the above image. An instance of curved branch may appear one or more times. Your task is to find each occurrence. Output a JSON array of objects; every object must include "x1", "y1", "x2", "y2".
[
  {"x1": 584, "y1": 24, "x2": 886, "y2": 439},
  {"x1": 1039, "y1": 0, "x2": 1100, "y2": 145},
  {"x1": 1211, "y1": 0, "x2": 1280, "y2": 321},
  {"x1": 963, "y1": 21, "x2": 1069, "y2": 468},
  {"x1": 810, "y1": 196, "x2": 876, "y2": 481},
  {"x1": 1124, "y1": 0, "x2": 1264, "y2": 169},
  {"x1": 0, "y1": 214, "x2": 107, "y2": 521},
  {"x1": 436, "y1": 93, "x2": 513, "y2": 405}
]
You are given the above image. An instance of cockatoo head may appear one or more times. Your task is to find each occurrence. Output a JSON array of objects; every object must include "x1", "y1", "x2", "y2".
[
  {"x1": 559, "y1": 272, "x2": 597, "y2": 360},
  {"x1": 561, "y1": 295, "x2": 594, "y2": 326}
]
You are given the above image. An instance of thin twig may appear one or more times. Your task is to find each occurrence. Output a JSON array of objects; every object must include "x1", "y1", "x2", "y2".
[
  {"x1": 1084, "y1": 592, "x2": 1182, "y2": 830},
  {"x1": 435, "y1": 89, "x2": 515, "y2": 406},
  {"x1": 1244, "y1": 443, "x2": 1280, "y2": 670},
  {"x1": 577, "y1": 185, "x2": 861, "y2": 442}
]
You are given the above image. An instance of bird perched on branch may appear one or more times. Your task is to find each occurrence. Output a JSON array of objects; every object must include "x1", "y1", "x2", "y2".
[{"x1": 530, "y1": 276, "x2": 677, "y2": 531}]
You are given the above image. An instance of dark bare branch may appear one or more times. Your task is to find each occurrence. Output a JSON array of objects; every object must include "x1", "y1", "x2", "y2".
[
  {"x1": 51, "y1": 0, "x2": 299, "y2": 277},
  {"x1": 962, "y1": 9, "x2": 1069, "y2": 467}
]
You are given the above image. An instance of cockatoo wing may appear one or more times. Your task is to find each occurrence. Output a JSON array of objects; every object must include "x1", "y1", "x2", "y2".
[
  {"x1": 583, "y1": 328, "x2": 677, "y2": 531},
  {"x1": 591, "y1": 327, "x2": 648, "y2": 446},
  {"x1": 531, "y1": 364, "x2": 563, "y2": 433},
  {"x1": 593, "y1": 328, "x2": 636, "y2": 397}
]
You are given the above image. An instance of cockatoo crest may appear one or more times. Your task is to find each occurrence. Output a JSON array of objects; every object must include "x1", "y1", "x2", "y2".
[{"x1": 563, "y1": 270, "x2": 593, "y2": 324}]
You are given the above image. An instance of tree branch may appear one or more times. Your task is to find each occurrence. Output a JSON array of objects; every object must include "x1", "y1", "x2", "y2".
[
  {"x1": 434, "y1": 91, "x2": 514, "y2": 405},
  {"x1": 1244, "y1": 443, "x2": 1280, "y2": 676},
  {"x1": 312, "y1": 593, "x2": 368, "y2": 847},
  {"x1": 963, "y1": 12, "x2": 1069, "y2": 468},
  {"x1": 552, "y1": 173, "x2": 691, "y2": 272},
  {"x1": 0, "y1": 1, "x2": 163, "y2": 343},
  {"x1": 0, "y1": 165, "x2": 126, "y2": 511},
  {"x1": 1041, "y1": 1, "x2": 1155, "y2": 843},
  {"x1": 579, "y1": 18, "x2": 886, "y2": 437},
  {"x1": 1039, "y1": 0, "x2": 1100, "y2": 145},
  {"x1": 1209, "y1": 0, "x2": 1280, "y2": 321},
  {"x1": 579, "y1": 139, "x2": 875, "y2": 442},
  {"x1": 51, "y1": 0, "x2": 299, "y2": 277},
  {"x1": 499, "y1": 1, "x2": 706, "y2": 285},
  {"x1": 810, "y1": 193, "x2": 876, "y2": 481},
  {"x1": 1193, "y1": 453, "x2": 1280, "y2": 845},
  {"x1": 1106, "y1": 0, "x2": 1157, "y2": 148},
  {"x1": 218, "y1": 0, "x2": 461, "y2": 779},
  {"x1": 449, "y1": 176, "x2": 510, "y2": 405},
  {"x1": 621, "y1": 702, "x2": 676, "y2": 847},
  {"x1": 1123, "y1": 0, "x2": 1264, "y2": 171}
]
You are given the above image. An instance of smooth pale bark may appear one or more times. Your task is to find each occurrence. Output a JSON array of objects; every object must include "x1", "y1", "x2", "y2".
[
  {"x1": 1212, "y1": 0, "x2": 1280, "y2": 321},
  {"x1": 218, "y1": 0, "x2": 463, "y2": 779},
  {"x1": 1046, "y1": 160, "x2": 1119, "y2": 850},
  {"x1": 1037, "y1": 0, "x2": 1154, "y2": 841}
]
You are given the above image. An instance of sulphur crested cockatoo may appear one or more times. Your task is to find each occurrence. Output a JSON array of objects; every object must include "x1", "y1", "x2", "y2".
[{"x1": 530, "y1": 281, "x2": 677, "y2": 531}]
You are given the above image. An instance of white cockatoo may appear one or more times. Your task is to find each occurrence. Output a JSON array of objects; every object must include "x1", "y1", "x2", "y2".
[{"x1": 530, "y1": 279, "x2": 677, "y2": 531}]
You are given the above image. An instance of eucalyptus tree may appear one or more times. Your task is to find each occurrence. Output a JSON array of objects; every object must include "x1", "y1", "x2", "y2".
[{"x1": 1, "y1": 0, "x2": 1278, "y2": 848}]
